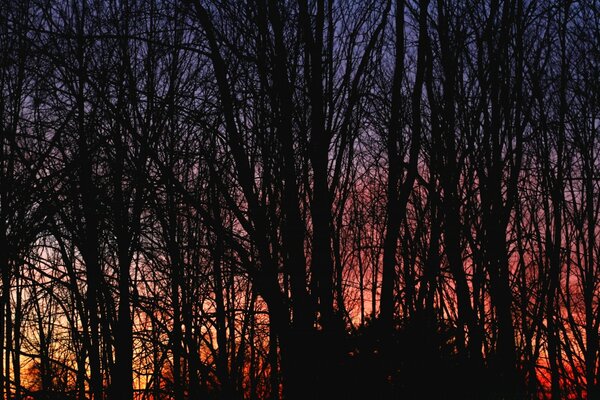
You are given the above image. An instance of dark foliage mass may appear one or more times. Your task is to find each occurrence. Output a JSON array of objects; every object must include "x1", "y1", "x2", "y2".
[{"x1": 0, "y1": 0, "x2": 599, "y2": 399}]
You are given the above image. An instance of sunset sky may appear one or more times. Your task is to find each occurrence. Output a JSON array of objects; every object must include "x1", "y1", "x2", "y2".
[{"x1": 0, "y1": 0, "x2": 599, "y2": 399}]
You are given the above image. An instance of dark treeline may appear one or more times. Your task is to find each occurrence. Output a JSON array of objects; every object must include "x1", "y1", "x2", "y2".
[{"x1": 0, "y1": 0, "x2": 599, "y2": 399}]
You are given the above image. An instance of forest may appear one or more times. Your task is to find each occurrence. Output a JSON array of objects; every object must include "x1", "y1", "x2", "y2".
[{"x1": 0, "y1": 0, "x2": 599, "y2": 399}]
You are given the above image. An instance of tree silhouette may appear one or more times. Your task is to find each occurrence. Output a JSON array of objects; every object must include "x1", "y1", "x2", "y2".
[{"x1": 0, "y1": 0, "x2": 599, "y2": 399}]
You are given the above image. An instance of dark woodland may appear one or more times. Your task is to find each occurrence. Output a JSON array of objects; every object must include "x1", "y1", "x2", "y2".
[{"x1": 0, "y1": 0, "x2": 599, "y2": 399}]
